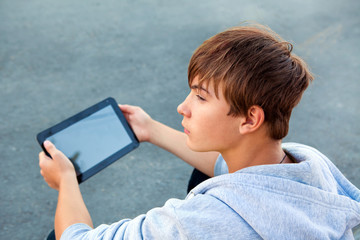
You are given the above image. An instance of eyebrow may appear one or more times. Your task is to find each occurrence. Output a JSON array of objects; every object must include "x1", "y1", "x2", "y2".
[{"x1": 190, "y1": 85, "x2": 211, "y2": 95}]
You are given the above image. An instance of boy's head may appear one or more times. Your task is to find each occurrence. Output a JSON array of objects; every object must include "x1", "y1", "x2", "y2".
[{"x1": 188, "y1": 24, "x2": 313, "y2": 140}]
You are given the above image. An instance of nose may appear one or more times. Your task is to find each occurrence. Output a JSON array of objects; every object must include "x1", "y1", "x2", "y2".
[{"x1": 177, "y1": 96, "x2": 191, "y2": 118}]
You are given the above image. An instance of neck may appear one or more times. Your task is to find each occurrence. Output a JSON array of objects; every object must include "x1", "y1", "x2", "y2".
[{"x1": 221, "y1": 135, "x2": 284, "y2": 173}]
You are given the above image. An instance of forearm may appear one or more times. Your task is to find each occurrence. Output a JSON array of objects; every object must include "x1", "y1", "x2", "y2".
[
  {"x1": 148, "y1": 120, "x2": 218, "y2": 177},
  {"x1": 55, "y1": 174, "x2": 93, "y2": 240}
]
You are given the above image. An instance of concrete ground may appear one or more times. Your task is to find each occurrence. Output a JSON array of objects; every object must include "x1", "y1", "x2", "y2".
[{"x1": 0, "y1": 0, "x2": 359, "y2": 239}]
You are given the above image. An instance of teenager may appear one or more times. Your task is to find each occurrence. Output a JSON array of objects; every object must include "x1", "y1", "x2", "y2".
[{"x1": 39, "y1": 24, "x2": 360, "y2": 239}]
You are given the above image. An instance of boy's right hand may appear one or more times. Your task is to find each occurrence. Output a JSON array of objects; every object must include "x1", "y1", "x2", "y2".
[{"x1": 119, "y1": 104, "x2": 153, "y2": 142}]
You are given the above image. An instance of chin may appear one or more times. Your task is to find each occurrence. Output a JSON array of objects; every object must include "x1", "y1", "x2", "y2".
[{"x1": 186, "y1": 139, "x2": 212, "y2": 152}]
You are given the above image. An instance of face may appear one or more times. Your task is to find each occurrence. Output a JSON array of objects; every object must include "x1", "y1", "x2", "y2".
[{"x1": 177, "y1": 77, "x2": 243, "y2": 152}]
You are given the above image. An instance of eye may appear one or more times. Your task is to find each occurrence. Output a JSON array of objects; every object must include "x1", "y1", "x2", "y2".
[{"x1": 196, "y1": 94, "x2": 206, "y2": 101}]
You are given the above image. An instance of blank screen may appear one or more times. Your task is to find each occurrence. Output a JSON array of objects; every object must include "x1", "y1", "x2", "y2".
[{"x1": 47, "y1": 105, "x2": 132, "y2": 175}]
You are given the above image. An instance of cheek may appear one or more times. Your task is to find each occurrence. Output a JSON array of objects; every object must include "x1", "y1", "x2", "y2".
[
  {"x1": 186, "y1": 112, "x2": 241, "y2": 152},
  {"x1": 215, "y1": 121, "x2": 239, "y2": 138},
  {"x1": 210, "y1": 116, "x2": 241, "y2": 144},
  {"x1": 197, "y1": 115, "x2": 239, "y2": 142}
]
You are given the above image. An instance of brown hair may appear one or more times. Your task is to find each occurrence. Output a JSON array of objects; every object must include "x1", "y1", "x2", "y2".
[{"x1": 188, "y1": 24, "x2": 313, "y2": 139}]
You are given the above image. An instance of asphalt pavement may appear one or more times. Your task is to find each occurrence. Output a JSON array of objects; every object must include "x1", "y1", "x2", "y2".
[{"x1": 0, "y1": 0, "x2": 359, "y2": 239}]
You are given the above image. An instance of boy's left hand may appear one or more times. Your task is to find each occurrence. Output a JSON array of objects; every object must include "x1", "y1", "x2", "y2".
[{"x1": 39, "y1": 140, "x2": 76, "y2": 191}]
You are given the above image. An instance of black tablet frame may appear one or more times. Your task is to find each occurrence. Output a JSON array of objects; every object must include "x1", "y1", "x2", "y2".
[{"x1": 36, "y1": 97, "x2": 139, "y2": 183}]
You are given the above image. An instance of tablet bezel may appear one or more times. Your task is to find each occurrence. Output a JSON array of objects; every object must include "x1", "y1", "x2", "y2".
[{"x1": 36, "y1": 97, "x2": 139, "y2": 183}]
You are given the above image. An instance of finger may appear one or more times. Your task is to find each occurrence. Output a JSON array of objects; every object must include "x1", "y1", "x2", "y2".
[
  {"x1": 39, "y1": 152, "x2": 51, "y2": 169},
  {"x1": 119, "y1": 104, "x2": 135, "y2": 114},
  {"x1": 118, "y1": 104, "x2": 127, "y2": 110},
  {"x1": 123, "y1": 113, "x2": 130, "y2": 122},
  {"x1": 39, "y1": 151, "x2": 50, "y2": 161},
  {"x1": 43, "y1": 140, "x2": 57, "y2": 156}
]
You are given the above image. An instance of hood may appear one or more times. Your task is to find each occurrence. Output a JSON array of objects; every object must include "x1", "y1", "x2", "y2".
[{"x1": 189, "y1": 143, "x2": 360, "y2": 239}]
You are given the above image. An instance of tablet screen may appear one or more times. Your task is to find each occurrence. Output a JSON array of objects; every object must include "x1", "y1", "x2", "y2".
[{"x1": 46, "y1": 105, "x2": 132, "y2": 175}]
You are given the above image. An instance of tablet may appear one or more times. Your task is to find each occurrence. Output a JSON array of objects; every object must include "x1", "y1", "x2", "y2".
[{"x1": 37, "y1": 97, "x2": 139, "y2": 183}]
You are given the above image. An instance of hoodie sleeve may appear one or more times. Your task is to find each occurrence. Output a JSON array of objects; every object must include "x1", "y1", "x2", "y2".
[
  {"x1": 60, "y1": 198, "x2": 188, "y2": 240},
  {"x1": 60, "y1": 186, "x2": 264, "y2": 240}
]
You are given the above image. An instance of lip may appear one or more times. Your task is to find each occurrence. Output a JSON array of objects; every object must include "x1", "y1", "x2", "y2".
[
  {"x1": 182, "y1": 123, "x2": 190, "y2": 134},
  {"x1": 184, "y1": 128, "x2": 190, "y2": 134}
]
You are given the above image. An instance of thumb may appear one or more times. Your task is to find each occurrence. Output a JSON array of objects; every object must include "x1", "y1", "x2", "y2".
[
  {"x1": 119, "y1": 104, "x2": 135, "y2": 114},
  {"x1": 44, "y1": 140, "x2": 57, "y2": 156}
]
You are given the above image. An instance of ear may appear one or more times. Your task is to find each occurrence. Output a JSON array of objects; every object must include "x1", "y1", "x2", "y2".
[{"x1": 239, "y1": 105, "x2": 265, "y2": 135}]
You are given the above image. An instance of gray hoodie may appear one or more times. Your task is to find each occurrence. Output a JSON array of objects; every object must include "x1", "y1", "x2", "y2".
[{"x1": 61, "y1": 143, "x2": 360, "y2": 239}]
